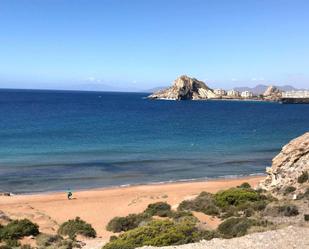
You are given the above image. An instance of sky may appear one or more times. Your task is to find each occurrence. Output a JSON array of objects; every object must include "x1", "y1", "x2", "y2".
[{"x1": 0, "y1": 0, "x2": 309, "y2": 91}]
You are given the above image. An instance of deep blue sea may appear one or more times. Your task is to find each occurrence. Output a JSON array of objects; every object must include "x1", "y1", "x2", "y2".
[{"x1": 0, "y1": 89, "x2": 308, "y2": 193}]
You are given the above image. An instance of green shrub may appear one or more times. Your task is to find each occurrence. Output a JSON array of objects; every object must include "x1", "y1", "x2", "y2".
[
  {"x1": 177, "y1": 200, "x2": 197, "y2": 211},
  {"x1": 278, "y1": 205, "x2": 299, "y2": 217},
  {"x1": 169, "y1": 211, "x2": 198, "y2": 224},
  {"x1": 144, "y1": 202, "x2": 172, "y2": 217},
  {"x1": 284, "y1": 186, "x2": 296, "y2": 195},
  {"x1": 255, "y1": 188, "x2": 266, "y2": 194},
  {"x1": 0, "y1": 219, "x2": 39, "y2": 240},
  {"x1": 177, "y1": 192, "x2": 219, "y2": 215},
  {"x1": 55, "y1": 239, "x2": 75, "y2": 249},
  {"x1": 297, "y1": 171, "x2": 309, "y2": 184},
  {"x1": 264, "y1": 204, "x2": 299, "y2": 217},
  {"x1": 168, "y1": 211, "x2": 193, "y2": 219},
  {"x1": 220, "y1": 206, "x2": 239, "y2": 219},
  {"x1": 106, "y1": 213, "x2": 151, "y2": 232},
  {"x1": 245, "y1": 208, "x2": 255, "y2": 217},
  {"x1": 36, "y1": 233, "x2": 63, "y2": 247},
  {"x1": 202, "y1": 204, "x2": 220, "y2": 216},
  {"x1": 58, "y1": 217, "x2": 96, "y2": 239},
  {"x1": 214, "y1": 188, "x2": 261, "y2": 208},
  {"x1": 232, "y1": 199, "x2": 267, "y2": 219},
  {"x1": 222, "y1": 199, "x2": 264, "y2": 220},
  {"x1": 0, "y1": 245, "x2": 12, "y2": 249},
  {"x1": 103, "y1": 220, "x2": 214, "y2": 249},
  {"x1": 304, "y1": 214, "x2": 309, "y2": 221},
  {"x1": 178, "y1": 188, "x2": 268, "y2": 219},
  {"x1": 109, "y1": 235, "x2": 118, "y2": 241},
  {"x1": 250, "y1": 200, "x2": 268, "y2": 211},
  {"x1": 238, "y1": 182, "x2": 251, "y2": 189},
  {"x1": 3, "y1": 239, "x2": 20, "y2": 247},
  {"x1": 106, "y1": 209, "x2": 197, "y2": 233},
  {"x1": 36, "y1": 233, "x2": 78, "y2": 249},
  {"x1": 20, "y1": 245, "x2": 33, "y2": 249},
  {"x1": 217, "y1": 217, "x2": 257, "y2": 238},
  {"x1": 198, "y1": 229, "x2": 218, "y2": 241}
]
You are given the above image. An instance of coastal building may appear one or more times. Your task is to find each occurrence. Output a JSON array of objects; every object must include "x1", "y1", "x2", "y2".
[
  {"x1": 214, "y1": 89, "x2": 227, "y2": 96},
  {"x1": 282, "y1": 91, "x2": 309, "y2": 98},
  {"x1": 227, "y1": 89, "x2": 241, "y2": 97},
  {"x1": 281, "y1": 90, "x2": 309, "y2": 104},
  {"x1": 241, "y1": 91, "x2": 253, "y2": 98}
]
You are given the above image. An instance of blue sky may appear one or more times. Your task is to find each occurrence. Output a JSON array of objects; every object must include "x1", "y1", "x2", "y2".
[{"x1": 0, "y1": 0, "x2": 308, "y2": 91}]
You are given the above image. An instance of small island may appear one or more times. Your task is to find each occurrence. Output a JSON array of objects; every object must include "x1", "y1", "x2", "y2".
[{"x1": 148, "y1": 75, "x2": 309, "y2": 104}]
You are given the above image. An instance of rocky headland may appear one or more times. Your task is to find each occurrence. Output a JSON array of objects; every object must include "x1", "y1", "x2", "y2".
[
  {"x1": 262, "y1": 85, "x2": 283, "y2": 101},
  {"x1": 260, "y1": 132, "x2": 309, "y2": 198},
  {"x1": 148, "y1": 75, "x2": 284, "y2": 102},
  {"x1": 148, "y1": 75, "x2": 309, "y2": 104},
  {"x1": 148, "y1": 75, "x2": 217, "y2": 100}
]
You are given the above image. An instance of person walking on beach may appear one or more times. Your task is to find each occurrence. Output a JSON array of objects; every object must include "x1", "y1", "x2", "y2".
[{"x1": 67, "y1": 189, "x2": 73, "y2": 200}]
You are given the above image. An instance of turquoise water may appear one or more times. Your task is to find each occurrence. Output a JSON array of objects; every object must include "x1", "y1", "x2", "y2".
[{"x1": 0, "y1": 89, "x2": 308, "y2": 193}]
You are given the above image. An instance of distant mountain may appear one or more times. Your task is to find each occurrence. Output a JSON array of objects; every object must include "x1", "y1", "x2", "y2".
[
  {"x1": 234, "y1": 85, "x2": 268, "y2": 95},
  {"x1": 144, "y1": 86, "x2": 168, "y2": 93},
  {"x1": 278, "y1": 85, "x2": 302, "y2": 91},
  {"x1": 66, "y1": 83, "x2": 143, "y2": 92},
  {"x1": 234, "y1": 84, "x2": 299, "y2": 95},
  {"x1": 68, "y1": 83, "x2": 120, "y2": 92}
]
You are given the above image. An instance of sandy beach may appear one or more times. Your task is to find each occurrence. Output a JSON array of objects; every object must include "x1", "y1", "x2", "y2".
[{"x1": 0, "y1": 176, "x2": 264, "y2": 243}]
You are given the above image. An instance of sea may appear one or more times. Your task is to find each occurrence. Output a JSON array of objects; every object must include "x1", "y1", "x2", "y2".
[{"x1": 0, "y1": 89, "x2": 308, "y2": 194}]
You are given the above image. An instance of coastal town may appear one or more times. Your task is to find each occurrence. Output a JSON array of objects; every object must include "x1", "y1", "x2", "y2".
[
  {"x1": 214, "y1": 88, "x2": 309, "y2": 101},
  {"x1": 148, "y1": 75, "x2": 309, "y2": 103}
]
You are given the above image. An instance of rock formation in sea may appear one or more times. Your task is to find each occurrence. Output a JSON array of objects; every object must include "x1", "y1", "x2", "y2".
[
  {"x1": 148, "y1": 75, "x2": 217, "y2": 100},
  {"x1": 260, "y1": 132, "x2": 309, "y2": 198},
  {"x1": 263, "y1": 85, "x2": 283, "y2": 101}
]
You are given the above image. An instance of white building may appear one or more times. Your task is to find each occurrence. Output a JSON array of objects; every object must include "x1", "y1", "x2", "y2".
[
  {"x1": 214, "y1": 89, "x2": 227, "y2": 96},
  {"x1": 241, "y1": 91, "x2": 254, "y2": 98},
  {"x1": 227, "y1": 89, "x2": 241, "y2": 97},
  {"x1": 282, "y1": 91, "x2": 309, "y2": 98}
]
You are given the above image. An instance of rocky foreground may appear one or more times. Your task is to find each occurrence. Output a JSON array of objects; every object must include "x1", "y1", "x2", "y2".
[
  {"x1": 260, "y1": 132, "x2": 309, "y2": 198},
  {"x1": 139, "y1": 226, "x2": 309, "y2": 249}
]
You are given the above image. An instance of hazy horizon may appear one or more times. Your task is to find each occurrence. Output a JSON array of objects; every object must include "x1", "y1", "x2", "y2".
[
  {"x1": 1, "y1": 0, "x2": 309, "y2": 91},
  {"x1": 0, "y1": 79, "x2": 306, "y2": 93}
]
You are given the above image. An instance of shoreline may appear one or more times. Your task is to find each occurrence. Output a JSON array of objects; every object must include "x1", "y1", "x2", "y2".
[
  {"x1": 150, "y1": 98, "x2": 278, "y2": 102},
  {"x1": 0, "y1": 175, "x2": 265, "y2": 240},
  {"x1": 3, "y1": 173, "x2": 267, "y2": 196},
  {"x1": 146, "y1": 96, "x2": 281, "y2": 103}
]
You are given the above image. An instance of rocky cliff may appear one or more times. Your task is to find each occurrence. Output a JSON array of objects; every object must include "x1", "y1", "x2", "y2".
[
  {"x1": 260, "y1": 132, "x2": 309, "y2": 198},
  {"x1": 148, "y1": 75, "x2": 217, "y2": 100},
  {"x1": 263, "y1": 85, "x2": 283, "y2": 101}
]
